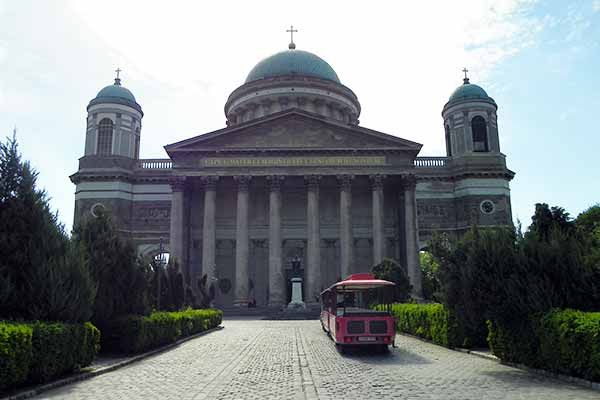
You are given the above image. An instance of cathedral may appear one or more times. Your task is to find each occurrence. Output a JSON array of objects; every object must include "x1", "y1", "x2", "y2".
[{"x1": 71, "y1": 38, "x2": 514, "y2": 308}]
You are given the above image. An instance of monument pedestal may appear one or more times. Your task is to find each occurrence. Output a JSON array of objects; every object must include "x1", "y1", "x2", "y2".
[{"x1": 287, "y1": 277, "x2": 306, "y2": 310}]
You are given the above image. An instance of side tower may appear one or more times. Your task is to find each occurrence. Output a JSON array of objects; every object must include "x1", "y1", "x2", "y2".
[
  {"x1": 441, "y1": 72, "x2": 513, "y2": 229},
  {"x1": 72, "y1": 71, "x2": 144, "y2": 231}
]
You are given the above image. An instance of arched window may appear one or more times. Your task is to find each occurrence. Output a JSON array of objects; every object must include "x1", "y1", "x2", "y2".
[
  {"x1": 97, "y1": 118, "x2": 114, "y2": 155},
  {"x1": 471, "y1": 116, "x2": 488, "y2": 152},
  {"x1": 445, "y1": 124, "x2": 452, "y2": 156}
]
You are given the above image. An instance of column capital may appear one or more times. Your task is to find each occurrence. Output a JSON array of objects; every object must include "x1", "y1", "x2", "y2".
[
  {"x1": 168, "y1": 176, "x2": 187, "y2": 192},
  {"x1": 200, "y1": 176, "x2": 219, "y2": 190},
  {"x1": 304, "y1": 175, "x2": 321, "y2": 191},
  {"x1": 403, "y1": 174, "x2": 417, "y2": 190},
  {"x1": 266, "y1": 175, "x2": 285, "y2": 192},
  {"x1": 369, "y1": 174, "x2": 387, "y2": 190},
  {"x1": 234, "y1": 175, "x2": 252, "y2": 191},
  {"x1": 336, "y1": 174, "x2": 354, "y2": 190}
]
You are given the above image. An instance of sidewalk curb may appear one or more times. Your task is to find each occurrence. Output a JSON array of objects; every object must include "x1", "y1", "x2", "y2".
[
  {"x1": 398, "y1": 333, "x2": 599, "y2": 392},
  {"x1": 2, "y1": 325, "x2": 224, "y2": 400}
]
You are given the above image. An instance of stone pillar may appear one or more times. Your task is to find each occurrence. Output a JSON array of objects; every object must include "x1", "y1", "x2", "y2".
[
  {"x1": 305, "y1": 175, "x2": 321, "y2": 305},
  {"x1": 338, "y1": 175, "x2": 354, "y2": 279},
  {"x1": 233, "y1": 176, "x2": 251, "y2": 307},
  {"x1": 370, "y1": 174, "x2": 386, "y2": 266},
  {"x1": 201, "y1": 176, "x2": 218, "y2": 286},
  {"x1": 267, "y1": 175, "x2": 285, "y2": 308},
  {"x1": 169, "y1": 176, "x2": 186, "y2": 271},
  {"x1": 403, "y1": 175, "x2": 423, "y2": 298}
]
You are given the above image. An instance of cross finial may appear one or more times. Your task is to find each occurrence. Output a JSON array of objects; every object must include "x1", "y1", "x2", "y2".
[
  {"x1": 114, "y1": 67, "x2": 122, "y2": 85},
  {"x1": 462, "y1": 67, "x2": 470, "y2": 84},
  {"x1": 286, "y1": 25, "x2": 298, "y2": 50}
]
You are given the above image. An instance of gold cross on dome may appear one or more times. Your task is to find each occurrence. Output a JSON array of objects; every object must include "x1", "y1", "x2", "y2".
[
  {"x1": 462, "y1": 67, "x2": 469, "y2": 80},
  {"x1": 115, "y1": 68, "x2": 122, "y2": 80}
]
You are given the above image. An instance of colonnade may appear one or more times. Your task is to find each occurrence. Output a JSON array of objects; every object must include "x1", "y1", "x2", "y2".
[{"x1": 169, "y1": 174, "x2": 421, "y2": 307}]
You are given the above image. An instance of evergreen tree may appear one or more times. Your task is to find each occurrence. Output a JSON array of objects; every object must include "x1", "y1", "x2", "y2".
[
  {"x1": 0, "y1": 135, "x2": 95, "y2": 322},
  {"x1": 73, "y1": 211, "x2": 150, "y2": 328},
  {"x1": 371, "y1": 258, "x2": 411, "y2": 303}
]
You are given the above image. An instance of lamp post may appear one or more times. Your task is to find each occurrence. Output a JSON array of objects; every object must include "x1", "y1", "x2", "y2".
[{"x1": 157, "y1": 237, "x2": 166, "y2": 310}]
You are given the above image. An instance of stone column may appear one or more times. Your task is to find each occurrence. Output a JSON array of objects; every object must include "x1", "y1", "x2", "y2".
[
  {"x1": 305, "y1": 175, "x2": 321, "y2": 305},
  {"x1": 370, "y1": 174, "x2": 386, "y2": 266},
  {"x1": 403, "y1": 175, "x2": 423, "y2": 298},
  {"x1": 338, "y1": 175, "x2": 354, "y2": 279},
  {"x1": 201, "y1": 176, "x2": 218, "y2": 286},
  {"x1": 233, "y1": 176, "x2": 251, "y2": 307},
  {"x1": 267, "y1": 176, "x2": 285, "y2": 308},
  {"x1": 169, "y1": 176, "x2": 186, "y2": 271}
]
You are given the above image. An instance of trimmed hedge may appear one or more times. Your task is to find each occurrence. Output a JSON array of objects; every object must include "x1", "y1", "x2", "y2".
[
  {"x1": 103, "y1": 308, "x2": 223, "y2": 354},
  {"x1": 0, "y1": 321, "x2": 100, "y2": 391},
  {"x1": 0, "y1": 323, "x2": 32, "y2": 390},
  {"x1": 376, "y1": 303, "x2": 460, "y2": 347},
  {"x1": 28, "y1": 321, "x2": 100, "y2": 383},
  {"x1": 488, "y1": 309, "x2": 600, "y2": 382}
]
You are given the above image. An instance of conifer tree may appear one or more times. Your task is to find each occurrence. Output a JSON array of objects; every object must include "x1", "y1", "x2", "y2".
[{"x1": 0, "y1": 135, "x2": 95, "y2": 322}]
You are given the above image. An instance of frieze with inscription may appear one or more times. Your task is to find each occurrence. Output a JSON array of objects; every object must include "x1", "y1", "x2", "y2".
[
  {"x1": 200, "y1": 156, "x2": 386, "y2": 168},
  {"x1": 135, "y1": 207, "x2": 170, "y2": 220}
]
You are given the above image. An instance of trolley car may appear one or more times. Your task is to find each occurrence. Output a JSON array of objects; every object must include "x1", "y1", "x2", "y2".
[{"x1": 320, "y1": 273, "x2": 396, "y2": 351}]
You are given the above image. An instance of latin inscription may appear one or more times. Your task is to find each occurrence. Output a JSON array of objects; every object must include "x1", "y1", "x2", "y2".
[{"x1": 201, "y1": 156, "x2": 386, "y2": 168}]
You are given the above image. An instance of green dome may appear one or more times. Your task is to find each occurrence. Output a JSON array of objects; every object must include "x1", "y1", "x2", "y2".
[
  {"x1": 88, "y1": 79, "x2": 142, "y2": 113},
  {"x1": 245, "y1": 50, "x2": 341, "y2": 84},
  {"x1": 95, "y1": 83, "x2": 136, "y2": 103},
  {"x1": 448, "y1": 82, "x2": 492, "y2": 103}
]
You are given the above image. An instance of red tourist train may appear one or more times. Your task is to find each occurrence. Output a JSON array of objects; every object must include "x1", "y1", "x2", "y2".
[{"x1": 320, "y1": 273, "x2": 396, "y2": 352}]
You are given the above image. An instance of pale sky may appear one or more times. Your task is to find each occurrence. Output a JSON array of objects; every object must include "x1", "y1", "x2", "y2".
[{"x1": 0, "y1": 0, "x2": 598, "y2": 231}]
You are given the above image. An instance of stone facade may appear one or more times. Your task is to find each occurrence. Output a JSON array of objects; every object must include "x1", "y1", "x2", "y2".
[{"x1": 71, "y1": 50, "x2": 514, "y2": 308}]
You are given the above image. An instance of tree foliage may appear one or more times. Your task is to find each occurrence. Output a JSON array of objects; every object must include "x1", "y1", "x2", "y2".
[
  {"x1": 420, "y1": 251, "x2": 441, "y2": 302},
  {"x1": 371, "y1": 258, "x2": 411, "y2": 303},
  {"x1": 72, "y1": 211, "x2": 150, "y2": 328},
  {"x1": 0, "y1": 135, "x2": 95, "y2": 322},
  {"x1": 428, "y1": 202, "x2": 600, "y2": 348}
]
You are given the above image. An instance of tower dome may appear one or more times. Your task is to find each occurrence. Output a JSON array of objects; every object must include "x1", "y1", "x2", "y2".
[
  {"x1": 83, "y1": 72, "x2": 143, "y2": 160},
  {"x1": 225, "y1": 46, "x2": 360, "y2": 125},
  {"x1": 245, "y1": 50, "x2": 341, "y2": 84},
  {"x1": 88, "y1": 76, "x2": 143, "y2": 114},
  {"x1": 442, "y1": 72, "x2": 500, "y2": 157},
  {"x1": 445, "y1": 76, "x2": 496, "y2": 108}
]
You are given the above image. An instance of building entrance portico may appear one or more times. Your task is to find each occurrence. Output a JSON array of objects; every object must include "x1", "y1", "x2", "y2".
[{"x1": 166, "y1": 116, "x2": 424, "y2": 308}]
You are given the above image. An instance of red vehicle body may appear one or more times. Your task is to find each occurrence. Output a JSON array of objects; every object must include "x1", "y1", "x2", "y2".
[{"x1": 320, "y1": 273, "x2": 396, "y2": 351}]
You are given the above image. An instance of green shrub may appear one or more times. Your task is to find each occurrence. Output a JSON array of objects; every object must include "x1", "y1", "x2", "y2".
[
  {"x1": 0, "y1": 321, "x2": 99, "y2": 390},
  {"x1": 488, "y1": 309, "x2": 600, "y2": 382},
  {"x1": 377, "y1": 303, "x2": 461, "y2": 348},
  {"x1": 0, "y1": 323, "x2": 32, "y2": 390},
  {"x1": 537, "y1": 309, "x2": 600, "y2": 381},
  {"x1": 104, "y1": 308, "x2": 222, "y2": 354},
  {"x1": 27, "y1": 321, "x2": 100, "y2": 383}
]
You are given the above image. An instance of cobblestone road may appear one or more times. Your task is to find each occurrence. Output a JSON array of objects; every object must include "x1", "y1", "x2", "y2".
[{"x1": 34, "y1": 319, "x2": 598, "y2": 399}]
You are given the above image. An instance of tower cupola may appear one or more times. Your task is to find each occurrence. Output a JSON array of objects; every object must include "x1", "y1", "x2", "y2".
[
  {"x1": 441, "y1": 69, "x2": 500, "y2": 157},
  {"x1": 83, "y1": 69, "x2": 143, "y2": 159}
]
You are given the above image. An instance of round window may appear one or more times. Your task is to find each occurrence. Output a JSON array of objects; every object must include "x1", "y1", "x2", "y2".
[
  {"x1": 90, "y1": 203, "x2": 106, "y2": 218},
  {"x1": 480, "y1": 200, "x2": 495, "y2": 215}
]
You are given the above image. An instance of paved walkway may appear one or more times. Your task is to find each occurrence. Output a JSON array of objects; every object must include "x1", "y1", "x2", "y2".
[{"x1": 33, "y1": 319, "x2": 598, "y2": 399}]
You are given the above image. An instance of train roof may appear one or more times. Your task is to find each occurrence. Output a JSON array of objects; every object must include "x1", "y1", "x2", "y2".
[{"x1": 321, "y1": 273, "x2": 395, "y2": 294}]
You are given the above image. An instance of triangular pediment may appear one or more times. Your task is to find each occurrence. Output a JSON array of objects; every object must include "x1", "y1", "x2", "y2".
[{"x1": 165, "y1": 109, "x2": 422, "y2": 155}]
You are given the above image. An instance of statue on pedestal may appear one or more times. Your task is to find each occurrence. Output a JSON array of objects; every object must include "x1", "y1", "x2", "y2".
[{"x1": 287, "y1": 255, "x2": 306, "y2": 310}]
